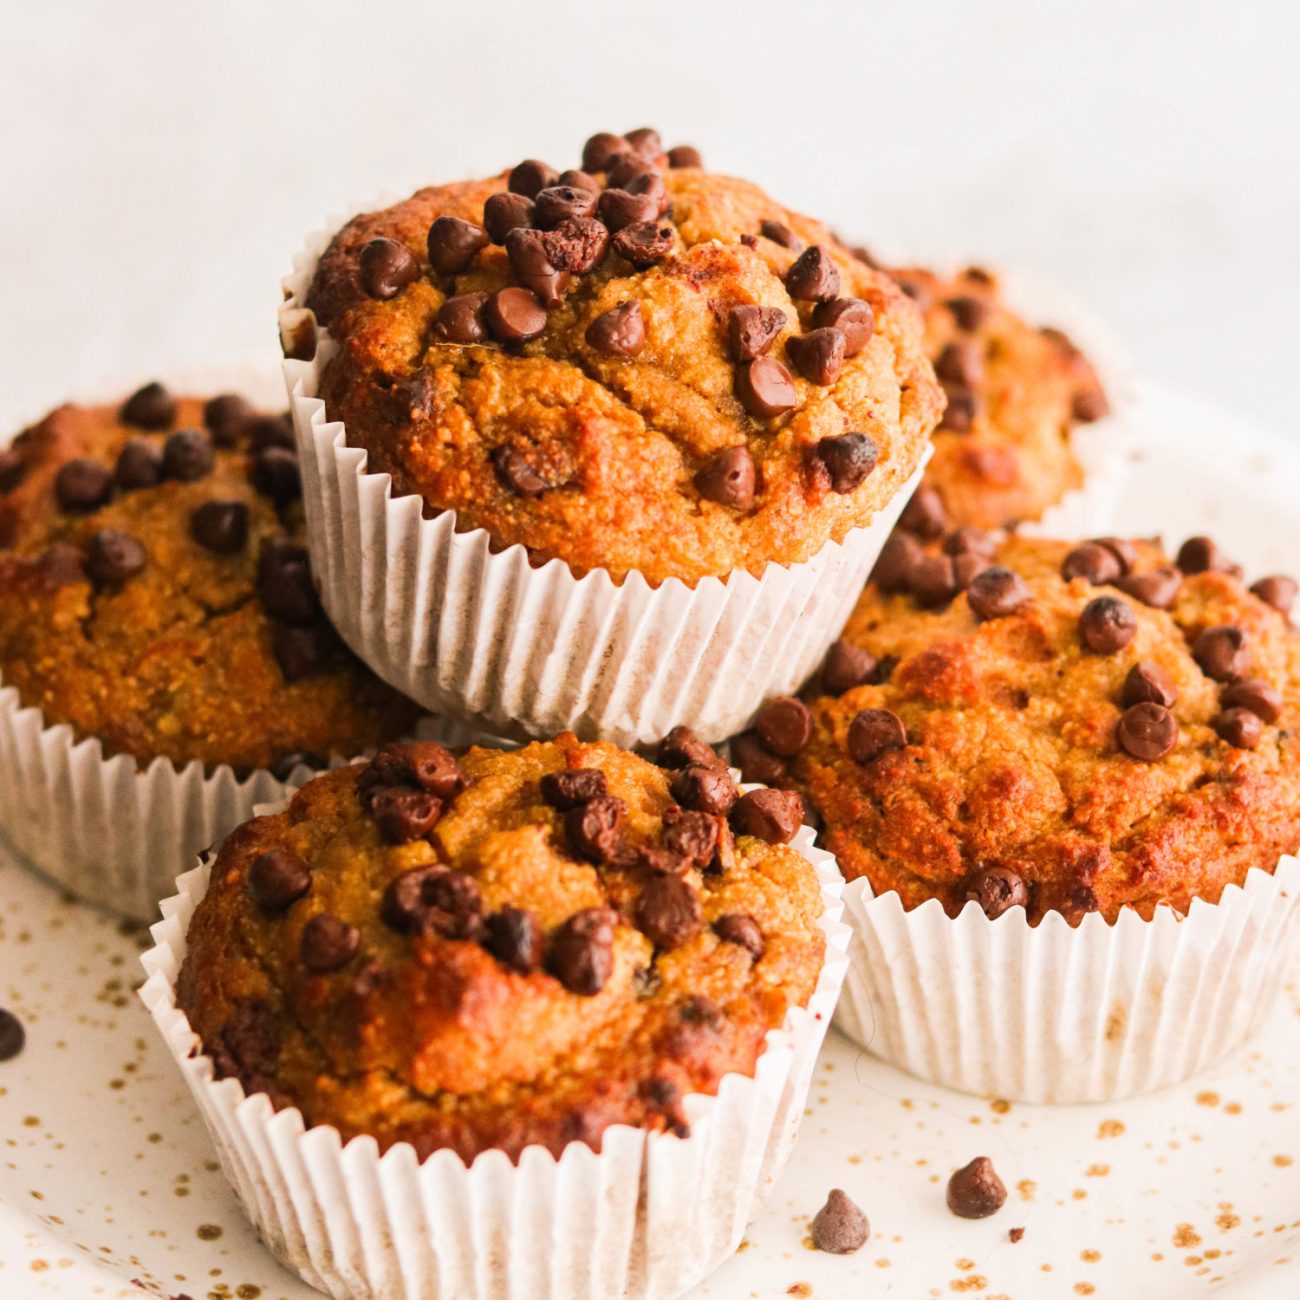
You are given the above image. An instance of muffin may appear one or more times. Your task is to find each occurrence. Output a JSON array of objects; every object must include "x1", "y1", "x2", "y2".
[
  {"x1": 0, "y1": 382, "x2": 420, "y2": 918},
  {"x1": 143, "y1": 730, "x2": 847, "y2": 1299},
  {"x1": 282, "y1": 127, "x2": 942, "y2": 746}
]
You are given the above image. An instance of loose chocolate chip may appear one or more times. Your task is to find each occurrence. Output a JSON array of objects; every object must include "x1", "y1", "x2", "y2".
[
  {"x1": 486, "y1": 287, "x2": 549, "y2": 342},
  {"x1": 1117, "y1": 702, "x2": 1179, "y2": 760},
  {"x1": 508, "y1": 159, "x2": 558, "y2": 198},
  {"x1": 85, "y1": 529, "x2": 146, "y2": 586},
  {"x1": 113, "y1": 440, "x2": 163, "y2": 490},
  {"x1": 785, "y1": 245, "x2": 840, "y2": 302},
  {"x1": 250, "y1": 447, "x2": 301, "y2": 504},
  {"x1": 257, "y1": 539, "x2": 319, "y2": 624},
  {"x1": 55, "y1": 458, "x2": 113, "y2": 512},
  {"x1": 755, "y1": 695, "x2": 813, "y2": 756},
  {"x1": 1116, "y1": 566, "x2": 1182, "y2": 609},
  {"x1": 657, "y1": 725, "x2": 725, "y2": 771},
  {"x1": 624, "y1": 126, "x2": 663, "y2": 154},
  {"x1": 946, "y1": 295, "x2": 992, "y2": 331},
  {"x1": 848, "y1": 708, "x2": 907, "y2": 764},
  {"x1": 120, "y1": 381, "x2": 176, "y2": 430},
  {"x1": 248, "y1": 850, "x2": 312, "y2": 913},
  {"x1": 787, "y1": 327, "x2": 847, "y2": 385},
  {"x1": 730, "y1": 731, "x2": 790, "y2": 787},
  {"x1": 189, "y1": 500, "x2": 249, "y2": 555},
  {"x1": 1124, "y1": 661, "x2": 1178, "y2": 709},
  {"x1": 1221, "y1": 678, "x2": 1283, "y2": 724},
  {"x1": 425, "y1": 217, "x2": 489, "y2": 277},
  {"x1": 1251, "y1": 574, "x2": 1297, "y2": 616},
  {"x1": 1176, "y1": 535, "x2": 1228, "y2": 575},
  {"x1": 161, "y1": 429, "x2": 214, "y2": 482},
  {"x1": 38, "y1": 543, "x2": 85, "y2": 587},
  {"x1": 271, "y1": 624, "x2": 332, "y2": 682},
  {"x1": 483, "y1": 906, "x2": 543, "y2": 974},
  {"x1": 910, "y1": 552, "x2": 958, "y2": 608},
  {"x1": 565, "y1": 795, "x2": 626, "y2": 864},
  {"x1": 812, "y1": 297, "x2": 874, "y2": 355},
  {"x1": 0, "y1": 1007, "x2": 25, "y2": 1061},
  {"x1": 872, "y1": 532, "x2": 924, "y2": 594},
  {"x1": 586, "y1": 300, "x2": 645, "y2": 357},
  {"x1": 760, "y1": 219, "x2": 803, "y2": 251},
  {"x1": 714, "y1": 913, "x2": 764, "y2": 960},
  {"x1": 582, "y1": 131, "x2": 628, "y2": 172},
  {"x1": 596, "y1": 186, "x2": 659, "y2": 232},
  {"x1": 735, "y1": 356, "x2": 797, "y2": 419},
  {"x1": 433, "y1": 291, "x2": 490, "y2": 344},
  {"x1": 965, "y1": 866, "x2": 1029, "y2": 919},
  {"x1": 812, "y1": 432, "x2": 879, "y2": 495},
  {"x1": 935, "y1": 338, "x2": 984, "y2": 388},
  {"x1": 939, "y1": 387, "x2": 979, "y2": 432},
  {"x1": 967, "y1": 567, "x2": 1031, "y2": 620},
  {"x1": 672, "y1": 763, "x2": 738, "y2": 815},
  {"x1": 694, "y1": 445, "x2": 756, "y2": 510},
  {"x1": 0, "y1": 448, "x2": 23, "y2": 492},
  {"x1": 370, "y1": 786, "x2": 443, "y2": 843},
  {"x1": 300, "y1": 914, "x2": 360, "y2": 973},
  {"x1": 533, "y1": 185, "x2": 597, "y2": 229},
  {"x1": 730, "y1": 788, "x2": 802, "y2": 844},
  {"x1": 897, "y1": 484, "x2": 948, "y2": 539},
  {"x1": 667, "y1": 144, "x2": 702, "y2": 168},
  {"x1": 549, "y1": 907, "x2": 617, "y2": 995},
  {"x1": 1215, "y1": 707, "x2": 1264, "y2": 749},
  {"x1": 946, "y1": 1157, "x2": 1007, "y2": 1219},
  {"x1": 203, "y1": 393, "x2": 256, "y2": 445},
  {"x1": 727, "y1": 304, "x2": 786, "y2": 363},
  {"x1": 505, "y1": 228, "x2": 570, "y2": 305},
  {"x1": 358, "y1": 237, "x2": 421, "y2": 300},
  {"x1": 1193, "y1": 625, "x2": 1250, "y2": 682},
  {"x1": 1079, "y1": 596, "x2": 1136, "y2": 654},
  {"x1": 558, "y1": 168, "x2": 600, "y2": 193},
  {"x1": 483, "y1": 191, "x2": 535, "y2": 244},
  {"x1": 822, "y1": 639, "x2": 877, "y2": 695},
  {"x1": 1061, "y1": 542, "x2": 1122, "y2": 586},
  {"x1": 810, "y1": 1189, "x2": 870, "y2": 1254},
  {"x1": 661, "y1": 807, "x2": 723, "y2": 869},
  {"x1": 540, "y1": 768, "x2": 609, "y2": 809},
  {"x1": 636, "y1": 875, "x2": 702, "y2": 949},
  {"x1": 611, "y1": 220, "x2": 675, "y2": 268}
]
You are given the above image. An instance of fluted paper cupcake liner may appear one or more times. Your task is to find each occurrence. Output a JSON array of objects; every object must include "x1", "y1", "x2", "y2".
[
  {"x1": 139, "y1": 804, "x2": 849, "y2": 1300},
  {"x1": 280, "y1": 219, "x2": 931, "y2": 749},
  {"x1": 833, "y1": 856, "x2": 1300, "y2": 1104}
]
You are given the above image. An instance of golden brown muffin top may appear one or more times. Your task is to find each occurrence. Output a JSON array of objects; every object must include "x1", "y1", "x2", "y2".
[
  {"x1": 304, "y1": 129, "x2": 943, "y2": 585},
  {"x1": 0, "y1": 384, "x2": 419, "y2": 771},
  {"x1": 733, "y1": 531, "x2": 1300, "y2": 923},
  {"x1": 177, "y1": 732, "x2": 825, "y2": 1162}
]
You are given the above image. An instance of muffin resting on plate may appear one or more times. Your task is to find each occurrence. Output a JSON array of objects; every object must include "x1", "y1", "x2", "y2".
[
  {"x1": 304, "y1": 137, "x2": 943, "y2": 584},
  {"x1": 0, "y1": 383, "x2": 419, "y2": 771},
  {"x1": 177, "y1": 732, "x2": 826, "y2": 1161}
]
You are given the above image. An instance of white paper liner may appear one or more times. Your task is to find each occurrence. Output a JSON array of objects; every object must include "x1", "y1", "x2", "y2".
[
  {"x1": 833, "y1": 856, "x2": 1300, "y2": 1104},
  {"x1": 139, "y1": 798, "x2": 849, "y2": 1300},
  {"x1": 279, "y1": 220, "x2": 931, "y2": 749}
]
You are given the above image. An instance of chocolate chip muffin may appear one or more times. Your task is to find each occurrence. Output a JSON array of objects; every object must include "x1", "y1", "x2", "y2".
[
  {"x1": 745, "y1": 530, "x2": 1300, "y2": 923},
  {"x1": 303, "y1": 129, "x2": 943, "y2": 585},
  {"x1": 176, "y1": 731, "x2": 825, "y2": 1161},
  {"x1": 0, "y1": 383, "x2": 419, "y2": 771}
]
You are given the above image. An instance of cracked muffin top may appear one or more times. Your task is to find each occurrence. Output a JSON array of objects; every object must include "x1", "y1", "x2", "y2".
[
  {"x1": 735, "y1": 530, "x2": 1300, "y2": 923},
  {"x1": 0, "y1": 384, "x2": 419, "y2": 771},
  {"x1": 303, "y1": 128, "x2": 943, "y2": 585},
  {"x1": 177, "y1": 731, "x2": 825, "y2": 1161}
]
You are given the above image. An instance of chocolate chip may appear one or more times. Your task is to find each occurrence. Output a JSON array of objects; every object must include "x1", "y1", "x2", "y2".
[
  {"x1": 423, "y1": 871, "x2": 484, "y2": 939},
  {"x1": 939, "y1": 387, "x2": 979, "y2": 432},
  {"x1": 483, "y1": 906, "x2": 543, "y2": 974},
  {"x1": 508, "y1": 159, "x2": 558, "y2": 198},
  {"x1": 1177, "y1": 536, "x2": 1229, "y2": 575},
  {"x1": 1221, "y1": 678, "x2": 1283, "y2": 724},
  {"x1": 910, "y1": 552, "x2": 958, "y2": 608},
  {"x1": 486, "y1": 287, "x2": 548, "y2": 342},
  {"x1": 161, "y1": 429, "x2": 214, "y2": 482},
  {"x1": 822, "y1": 639, "x2": 877, "y2": 695},
  {"x1": 203, "y1": 393, "x2": 256, "y2": 445},
  {"x1": 624, "y1": 126, "x2": 662, "y2": 154},
  {"x1": 257, "y1": 539, "x2": 319, "y2": 624},
  {"x1": 490, "y1": 439, "x2": 571, "y2": 498},
  {"x1": 1010, "y1": 1227, "x2": 1026, "y2": 1244},
  {"x1": 483, "y1": 191, "x2": 535, "y2": 245},
  {"x1": 531, "y1": 185, "x2": 596, "y2": 230},
  {"x1": 872, "y1": 532, "x2": 924, "y2": 594},
  {"x1": 730, "y1": 731, "x2": 790, "y2": 787},
  {"x1": 605, "y1": 151, "x2": 654, "y2": 188},
  {"x1": 540, "y1": 768, "x2": 609, "y2": 809},
  {"x1": 735, "y1": 356, "x2": 796, "y2": 419},
  {"x1": 672, "y1": 763, "x2": 738, "y2": 815},
  {"x1": 357, "y1": 237, "x2": 420, "y2": 300},
  {"x1": 967, "y1": 567, "x2": 1031, "y2": 620},
  {"x1": 271, "y1": 624, "x2": 332, "y2": 682},
  {"x1": 1251, "y1": 574, "x2": 1297, "y2": 616},
  {"x1": 944, "y1": 527, "x2": 999, "y2": 558},
  {"x1": 549, "y1": 907, "x2": 617, "y2": 995},
  {"x1": 120, "y1": 382, "x2": 176, "y2": 430},
  {"x1": 565, "y1": 795, "x2": 626, "y2": 863},
  {"x1": 1079, "y1": 596, "x2": 1136, "y2": 654},
  {"x1": 505, "y1": 228, "x2": 570, "y2": 305},
  {"x1": 785, "y1": 245, "x2": 840, "y2": 302},
  {"x1": 755, "y1": 695, "x2": 813, "y2": 756},
  {"x1": 694, "y1": 445, "x2": 756, "y2": 510},
  {"x1": 248, "y1": 413, "x2": 295, "y2": 453},
  {"x1": 935, "y1": 339, "x2": 984, "y2": 388},
  {"x1": 359, "y1": 740, "x2": 466, "y2": 803},
  {"x1": 369, "y1": 786, "x2": 443, "y2": 843},
  {"x1": 1193, "y1": 625, "x2": 1250, "y2": 681},
  {"x1": 727, "y1": 304, "x2": 786, "y2": 363},
  {"x1": 38, "y1": 543, "x2": 85, "y2": 587},
  {"x1": 0, "y1": 448, "x2": 23, "y2": 492},
  {"x1": 667, "y1": 144, "x2": 702, "y2": 168},
  {"x1": 596, "y1": 187, "x2": 659, "y2": 232},
  {"x1": 636, "y1": 875, "x2": 702, "y2": 949},
  {"x1": 1124, "y1": 661, "x2": 1178, "y2": 709},
  {"x1": 85, "y1": 529, "x2": 146, "y2": 586},
  {"x1": 543, "y1": 217, "x2": 610, "y2": 272},
  {"x1": 760, "y1": 219, "x2": 803, "y2": 251},
  {"x1": 810, "y1": 1188, "x2": 870, "y2": 1254},
  {"x1": 897, "y1": 484, "x2": 948, "y2": 539},
  {"x1": 248, "y1": 850, "x2": 311, "y2": 913},
  {"x1": 714, "y1": 913, "x2": 763, "y2": 960},
  {"x1": 811, "y1": 432, "x2": 880, "y2": 496},
  {"x1": 1061, "y1": 542, "x2": 1122, "y2": 586},
  {"x1": 1092, "y1": 537, "x2": 1137, "y2": 574},
  {"x1": 1117, "y1": 702, "x2": 1179, "y2": 760},
  {"x1": 380, "y1": 865, "x2": 447, "y2": 932},
  {"x1": 965, "y1": 867, "x2": 1029, "y2": 919},
  {"x1": 946, "y1": 1157, "x2": 1007, "y2": 1219},
  {"x1": 586, "y1": 300, "x2": 645, "y2": 356},
  {"x1": 582, "y1": 132, "x2": 628, "y2": 172},
  {"x1": 1073, "y1": 387, "x2": 1109, "y2": 422},
  {"x1": 0, "y1": 1008, "x2": 25, "y2": 1061},
  {"x1": 300, "y1": 914, "x2": 360, "y2": 972},
  {"x1": 656, "y1": 726, "x2": 725, "y2": 771},
  {"x1": 1116, "y1": 567, "x2": 1182, "y2": 609},
  {"x1": 812, "y1": 297, "x2": 874, "y2": 355},
  {"x1": 558, "y1": 168, "x2": 600, "y2": 193},
  {"x1": 661, "y1": 808, "x2": 723, "y2": 869},
  {"x1": 433, "y1": 291, "x2": 491, "y2": 344},
  {"x1": 425, "y1": 217, "x2": 489, "y2": 277},
  {"x1": 55, "y1": 458, "x2": 112, "y2": 512},
  {"x1": 730, "y1": 788, "x2": 802, "y2": 844},
  {"x1": 1215, "y1": 707, "x2": 1264, "y2": 749},
  {"x1": 848, "y1": 708, "x2": 907, "y2": 763},
  {"x1": 113, "y1": 440, "x2": 163, "y2": 490},
  {"x1": 250, "y1": 447, "x2": 301, "y2": 504},
  {"x1": 611, "y1": 220, "x2": 675, "y2": 268},
  {"x1": 787, "y1": 327, "x2": 847, "y2": 385},
  {"x1": 946, "y1": 295, "x2": 992, "y2": 331},
  {"x1": 188, "y1": 500, "x2": 249, "y2": 555}
]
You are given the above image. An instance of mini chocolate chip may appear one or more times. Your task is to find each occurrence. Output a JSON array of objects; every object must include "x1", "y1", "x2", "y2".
[
  {"x1": 542, "y1": 217, "x2": 610, "y2": 272},
  {"x1": 487, "y1": 286, "x2": 549, "y2": 343},
  {"x1": 426, "y1": 217, "x2": 489, "y2": 276},
  {"x1": 1177, "y1": 535, "x2": 1229, "y2": 575},
  {"x1": 848, "y1": 708, "x2": 907, "y2": 764},
  {"x1": 946, "y1": 295, "x2": 992, "y2": 331},
  {"x1": 120, "y1": 381, "x2": 176, "y2": 430},
  {"x1": 611, "y1": 220, "x2": 675, "y2": 268},
  {"x1": 736, "y1": 356, "x2": 796, "y2": 419},
  {"x1": 1117, "y1": 702, "x2": 1179, "y2": 760},
  {"x1": 730, "y1": 731, "x2": 790, "y2": 787},
  {"x1": 661, "y1": 807, "x2": 723, "y2": 869},
  {"x1": 728, "y1": 304, "x2": 786, "y2": 363},
  {"x1": 1251, "y1": 574, "x2": 1297, "y2": 616},
  {"x1": 300, "y1": 915, "x2": 359, "y2": 972},
  {"x1": 822, "y1": 639, "x2": 877, "y2": 695},
  {"x1": 947, "y1": 1157, "x2": 1007, "y2": 1219},
  {"x1": 533, "y1": 184, "x2": 598, "y2": 229},
  {"x1": 667, "y1": 144, "x2": 702, "y2": 168},
  {"x1": 672, "y1": 763, "x2": 738, "y2": 815},
  {"x1": 760, "y1": 219, "x2": 803, "y2": 251},
  {"x1": 0, "y1": 1007, "x2": 25, "y2": 1061},
  {"x1": 967, "y1": 567, "x2": 1031, "y2": 620},
  {"x1": 656, "y1": 725, "x2": 725, "y2": 771},
  {"x1": 113, "y1": 440, "x2": 163, "y2": 490},
  {"x1": 714, "y1": 913, "x2": 764, "y2": 960},
  {"x1": 1079, "y1": 596, "x2": 1136, "y2": 654},
  {"x1": 85, "y1": 529, "x2": 146, "y2": 586},
  {"x1": 810, "y1": 1189, "x2": 870, "y2": 1255},
  {"x1": 694, "y1": 445, "x2": 756, "y2": 510},
  {"x1": 785, "y1": 245, "x2": 840, "y2": 301},
  {"x1": 939, "y1": 387, "x2": 979, "y2": 432},
  {"x1": 755, "y1": 696, "x2": 813, "y2": 756},
  {"x1": 505, "y1": 228, "x2": 570, "y2": 305},
  {"x1": 910, "y1": 552, "x2": 958, "y2": 608},
  {"x1": 1220, "y1": 678, "x2": 1283, "y2": 724},
  {"x1": 358, "y1": 236, "x2": 421, "y2": 300},
  {"x1": 508, "y1": 159, "x2": 558, "y2": 198},
  {"x1": 0, "y1": 448, "x2": 23, "y2": 492},
  {"x1": 872, "y1": 532, "x2": 924, "y2": 594},
  {"x1": 965, "y1": 866, "x2": 1029, "y2": 919},
  {"x1": 558, "y1": 168, "x2": 600, "y2": 193},
  {"x1": 812, "y1": 297, "x2": 874, "y2": 355},
  {"x1": 812, "y1": 432, "x2": 879, "y2": 495},
  {"x1": 730, "y1": 788, "x2": 802, "y2": 844},
  {"x1": 257, "y1": 539, "x2": 319, "y2": 625},
  {"x1": 1116, "y1": 566, "x2": 1182, "y2": 609},
  {"x1": 1193, "y1": 625, "x2": 1250, "y2": 682},
  {"x1": 586, "y1": 300, "x2": 645, "y2": 356},
  {"x1": 271, "y1": 624, "x2": 332, "y2": 682},
  {"x1": 161, "y1": 429, "x2": 214, "y2": 482},
  {"x1": 248, "y1": 850, "x2": 312, "y2": 913},
  {"x1": 203, "y1": 393, "x2": 256, "y2": 445},
  {"x1": 897, "y1": 485, "x2": 948, "y2": 539},
  {"x1": 483, "y1": 191, "x2": 535, "y2": 244},
  {"x1": 582, "y1": 132, "x2": 628, "y2": 172},
  {"x1": 369, "y1": 786, "x2": 443, "y2": 843},
  {"x1": 55, "y1": 458, "x2": 113, "y2": 512},
  {"x1": 549, "y1": 907, "x2": 617, "y2": 995},
  {"x1": 189, "y1": 500, "x2": 249, "y2": 555},
  {"x1": 250, "y1": 447, "x2": 301, "y2": 504},
  {"x1": 1061, "y1": 542, "x2": 1122, "y2": 586},
  {"x1": 787, "y1": 327, "x2": 847, "y2": 384},
  {"x1": 935, "y1": 338, "x2": 984, "y2": 388},
  {"x1": 565, "y1": 795, "x2": 626, "y2": 863},
  {"x1": 483, "y1": 906, "x2": 543, "y2": 974},
  {"x1": 1124, "y1": 661, "x2": 1178, "y2": 709},
  {"x1": 433, "y1": 291, "x2": 491, "y2": 344},
  {"x1": 636, "y1": 875, "x2": 702, "y2": 949},
  {"x1": 596, "y1": 186, "x2": 659, "y2": 232},
  {"x1": 540, "y1": 768, "x2": 609, "y2": 809},
  {"x1": 1215, "y1": 707, "x2": 1264, "y2": 749}
]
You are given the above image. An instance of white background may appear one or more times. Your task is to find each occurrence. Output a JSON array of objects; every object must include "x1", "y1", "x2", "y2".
[{"x1": 1, "y1": 0, "x2": 1297, "y2": 438}]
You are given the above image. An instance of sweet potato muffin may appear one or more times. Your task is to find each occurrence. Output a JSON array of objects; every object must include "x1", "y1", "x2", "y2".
[
  {"x1": 176, "y1": 731, "x2": 826, "y2": 1161},
  {"x1": 0, "y1": 383, "x2": 419, "y2": 771},
  {"x1": 738, "y1": 530, "x2": 1300, "y2": 923},
  {"x1": 303, "y1": 128, "x2": 943, "y2": 585}
]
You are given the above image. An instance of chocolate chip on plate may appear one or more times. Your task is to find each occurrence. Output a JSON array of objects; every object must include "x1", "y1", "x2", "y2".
[
  {"x1": 848, "y1": 708, "x2": 907, "y2": 764},
  {"x1": 965, "y1": 866, "x2": 1029, "y2": 919},
  {"x1": 946, "y1": 1157, "x2": 1007, "y2": 1219},
  {"x1": 787, "y1": 327, "x2": 846, "y2": 385},
  {"x1": 1123, "y1": 661, "x2": 1178, "y2": 709},
  {"x1": 0, "y1": 1008, "x2": 26, "y2": 1061},
  {"x1": 540, "y1": 768, "x2": 609, "y2": 809},
  {"x1": 190, "y1": 500, "x2": 249, "y2": 554},
  {"x1": 161, "y1": 429, "x2": 214, "y2": 482},
  {"x1": 810, "y1": 1188, "x2": 870, "y2": 1254},
  {"x1": 695, "y1": 445, "x2": 756, "y2": 510},
  {"x1": 1215, "y1": 707, "x2": 1264, "y2": 749},
  {"x1": 359, "y1": 237, "x2": 421, "y2": 299},
  {"x1": 735, "y1": 356, "x2": 796, "y2": 419},
  {"x1": 729, "y1": 788, "x2": 803, "y2": 844},
  {"x1": 300, "y1": 914, "x2": 360, "y2": 972},
  {"x1": 549, "y1": 907, "x2": 618, "y2": 995},
  {"x1": 635, "y1": 875, "x2": 702, "y2": 949},
  {"x1": 727, "y1": 304, "x2": 786, "y2": 363},
  {"x1": 784, "y1": 245, "x2": 840, "y2": 301},
  {"x1": 426, "y1": 217, "x2": 489, "y2": 276},
  {"x1": 812, "y1": 297, "x2": 874, "y2": 354},
  {"x1": 1079, "y1": 596, "x2": 1137, "y2": 654},
  {"x1": 482, "y1": 906, "x2": 543, "y2": 974},
  {"x1": 113, "y1": 440, "x2": 163, "y2": 491},
  {"x1": 120, "y1": 381, "x2": 176, "y2": 430},
  {"x1": 755, "y1": 695, "x2": 812, "y2": 756},
  {"x1": 565, "y1": 795, "x2": 626, "y2": 863},
  {"x1": 714, "y1": 913, "x2": 764, "y2": 960},
  {"x1": 486, "y1": 286, "x2": 549, "y2": 343},
  {"x1": 85, "y1": 529, "x2": 146, "y2": 586},
  {"x1": 483, "y1": 191, "x2": 535, "y2": 244},
  {"x1": 1193, "y1": 625, "x2": 1250, "y2": 682},
  {"x1": 1220, "y1": 678, "x2": 1283, "y2": 723},
  {"x1": 586, "y1": 300, "x2": 645, "y2": 356},
  {"x1": 1117, "y1": 702, "x2": 1179, "y2": 761},
  {"x1": 55, "y1": 458, "x2": 112, "y2": 512},
  {"x1": 248, "y1": 850, "x2": 312, "y2": 913},
  {"x1": 821, "y1": 639, "x2": 877, "y2": 695}
]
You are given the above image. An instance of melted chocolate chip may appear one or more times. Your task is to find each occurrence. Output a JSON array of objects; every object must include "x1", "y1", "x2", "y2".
[
  {"x1": 190, "y1": 500, "x2": 249, "y2": 555},
  {"x1": 714, "y1": 913, "x2": 763, "y2": 960},
  {"x1": 426, "y1": 217, "x2": 489, "y2": 276},
  {"x1": 161, "y1": 429, "x2": 214, "y2": 482},
  {"x1": 811, "y1": 1189, "x2": 870, "y2": 1254},
  {"x1": 483, "y1": 906, "x2": 543, "y2": 974},
  {"x1": 434, "y1": 291, "x2": 490, "y2": 344},
  {"x1": 508, "y1": 159, "x2": 558, "y2": 198},
  {"x1": 565, "y1": 795, "x2": 627, "y2": 863},
  {"x1": 486, "y1": 287, "x2": 549, "y2": 343},
  {"x1": 848, "y1": 708, "x2": 907, "y2": 764},
  {"x1": 727, "y1": 304, "x2": 786, "y2": 363},
  {"x1": 540, "y1": 768, "x2": 609, "y2": 809},
  {"x1": 821, "y1": 639, "x2": 877, "y2": 695},
  {"x1": 755, "y1": 695, "x2": 812, "y2": 756},
  {"x1": 1215, "y1": 707, "x2": 1264, "y2": 749},
  {"x1": 787, "y1": 327, "x2": 846, "y2": 385},
  {"x1": 256, "y1": 539, "x2": 317, "y2": 624},
  {"x1": 694, "y1": 445, "x2": 756, "y2": 510},
  {"x1": 735, "y1": 356, "x2": 797, "y2": 419},
  {"x1": 1117, "y1": 702, "x2": 1179, "y2": 760},
  {"x1": 360, "y1": 741, "x2": 465, "y2": 803},
  {"x1": 542, "y1": 217, "x2": 609, "y2": 272},
  {"x1": 672, "y1": 763, "x2": 738, "y2": 815},
  {"x1": 1079, "y1": 596, "x2": 1137, "y2": 654},
  {"x1": 1220, "y1": 678, "x2": 1283, "y2": 724},
  {"x1": 729, "y1": 788, "x2": 802, "y2": 844},
  {"x1": 1123, "y1": 661, "x2": 1178, "y2": 709},
  {"x1": 300, "y1": 915, "x2": 360, "y2": 972},
  {"x1": 248, "y1": 850, "x2": 312, "y2": 913},
  {"x1": 1116, "y1": 567, "x2": 1182, "y2": 610},
  {"x1": 359, "y1": 237, "x2": 421, "y2": 299},
  {"x1": 785, "y1": 245, "x2": 841, "y2": 301},
  {"x1": 636, "y1": 874, "x2": 702, "y2": 949},
  {"x1": 966, "y1": 567, "x2": 1031, "y2": 620},
  {"x1": 483, "y1": 191, "x2": 535, "y2": 245},
  {"x1": 812, "y1": 297, "x2": 874, "y2": 355},
  {"x1": 549, "y1": 907, "x2": 617, "y2": 995},
  {"x1": 947, "y1": 1157, "x2": 1007, "y2": 1219},
  {"x1": 1193, "y1": 625, "x2": 1250, "y2": 682},
  {"x1": 558, "y1": 168, "x2": 600, "y2": 193},
  {"x1": 120, "y1": 382, "x2": 176, "y2": 430},
  {"x1": 55, "y1": 458, "x2": 112, "y2": 512},
  {"x1": 611, "y1": 220, "x2": 675, "y2": 268},
  {"x1": 380, "y1": 865, "x2": 446, "y2": 932},
  {"x1": 85, "y1": 529, "x2": 146, "y2": 586},
  {"x1": 585, "y1": 300, "x2": 645, "y2": 356}
]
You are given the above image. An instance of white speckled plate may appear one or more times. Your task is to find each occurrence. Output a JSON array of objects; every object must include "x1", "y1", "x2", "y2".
[{"x1": 1, "y1": 380, "x2": 1298, "y2": 1300}]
